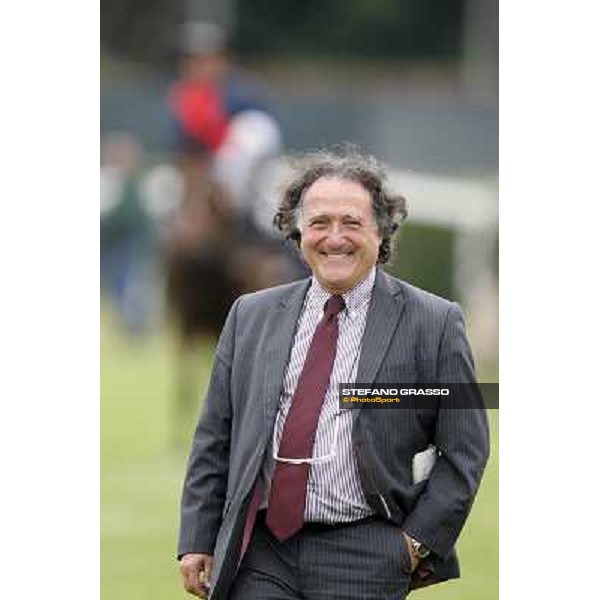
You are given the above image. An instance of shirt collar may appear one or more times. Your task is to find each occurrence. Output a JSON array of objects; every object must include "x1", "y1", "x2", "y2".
[{"x1": 306, "y1": 267, "x2": 377, "y2": 320}]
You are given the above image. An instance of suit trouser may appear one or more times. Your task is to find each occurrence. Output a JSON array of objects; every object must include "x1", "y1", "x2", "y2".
[{"x1": 228, "y1": 512, "x2": 413, "y2": 600}]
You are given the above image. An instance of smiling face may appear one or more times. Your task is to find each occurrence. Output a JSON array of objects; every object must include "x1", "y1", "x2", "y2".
[{"x1": 299, "y1": 176, "x2": 382, "y2": 294}]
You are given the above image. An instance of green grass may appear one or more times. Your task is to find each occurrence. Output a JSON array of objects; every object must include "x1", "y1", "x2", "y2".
[{"x1": 101, "y1": 315, "x2": 498, "y2": 600}]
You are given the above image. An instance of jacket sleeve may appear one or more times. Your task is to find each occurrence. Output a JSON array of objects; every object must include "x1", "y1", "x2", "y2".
[
  {"x1": 177, "y1": 298, "x2": 240, "y2": 558},
  {"x1": 402, "y1": 303, "x2": 490, "y2": 558}
]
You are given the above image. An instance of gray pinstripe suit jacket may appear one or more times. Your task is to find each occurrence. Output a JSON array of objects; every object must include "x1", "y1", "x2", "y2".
[{"x1": 178, "y1": 268, "x2": 490, "y2": 599}]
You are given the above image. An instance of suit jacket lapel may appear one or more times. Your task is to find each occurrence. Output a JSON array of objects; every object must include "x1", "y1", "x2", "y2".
[
  {"x1": 353, "y1": 269, "x2": 405, "y2": 421},
  {"x1": 261, "y1": 279, "x2": 311, "y2": 429}
]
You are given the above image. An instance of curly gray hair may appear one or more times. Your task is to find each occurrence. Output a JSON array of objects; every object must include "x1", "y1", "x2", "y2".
[{"x1": 273, "y1": 147, "x2": 408, "y2": 264}]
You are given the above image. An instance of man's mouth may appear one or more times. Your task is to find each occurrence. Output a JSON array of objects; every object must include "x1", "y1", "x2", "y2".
[{"x1": 318, "y1": 251, "x2": 354, "y2": 258}]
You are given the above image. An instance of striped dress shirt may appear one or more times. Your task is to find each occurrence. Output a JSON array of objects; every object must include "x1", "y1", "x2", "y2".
[{"x1": 261, "y1": 267, "x2": 377, "y2": 523}]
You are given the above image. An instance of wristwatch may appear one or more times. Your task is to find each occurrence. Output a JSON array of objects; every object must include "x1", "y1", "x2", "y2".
[{"x1": 407, "y1": 536, "x2": 430, "y2": 559}]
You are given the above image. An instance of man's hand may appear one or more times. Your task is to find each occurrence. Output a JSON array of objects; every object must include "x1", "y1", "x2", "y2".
[
  {"x1": 180, "y1": 553, "x2": 214, "y2": 598},
  {"x1": 402, "y1": 532, "x2": 420, "y2": 573}
]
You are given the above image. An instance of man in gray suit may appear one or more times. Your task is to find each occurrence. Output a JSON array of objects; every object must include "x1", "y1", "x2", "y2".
[{"x1": 178, "y1": 149, "x2": 490, "y2": 599}]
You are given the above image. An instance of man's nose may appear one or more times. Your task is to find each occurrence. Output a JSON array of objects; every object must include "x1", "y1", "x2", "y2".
[{"x1": 324, "y1": 230, "x2": 346, "y2": 248}]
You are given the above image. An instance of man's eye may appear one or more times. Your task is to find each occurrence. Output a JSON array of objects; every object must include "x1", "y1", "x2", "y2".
[
  {"x1": 345, "y1": 221, "x2": 361, "y2": 228},
  {"x1": 310, "y1": 221, "x2": 327, "y2": 228}
]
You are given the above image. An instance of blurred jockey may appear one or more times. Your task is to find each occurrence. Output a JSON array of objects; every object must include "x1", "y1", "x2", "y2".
[{"x1": 168, "y1": 21, "x2": 282, "y2": 221}]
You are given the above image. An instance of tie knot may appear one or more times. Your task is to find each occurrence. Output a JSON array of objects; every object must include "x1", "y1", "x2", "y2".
[{"x1": 324, "y1": 295, "x2": 345, "y2": 318}]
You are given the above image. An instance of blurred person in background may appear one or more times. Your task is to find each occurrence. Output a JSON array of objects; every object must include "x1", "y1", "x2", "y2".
[
  {"x1": 164, "y1": 21, "x2": 307, "y2": 447},
  {"x1": 100, "y1": 132, "x2": 158, "y2": 335},
  {"x1": 168, "y1": 20, "x2": 283, "y2": 228},
  {"x1": 177, "y1": 148, "x2": 489, "y2": 600}
]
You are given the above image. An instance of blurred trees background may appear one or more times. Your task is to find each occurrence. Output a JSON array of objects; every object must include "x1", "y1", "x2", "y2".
[
  {"x1": 210, "y1": 0, "x2": 463, "y2": 58},
  {"x1": 101, "y1": 0, "x2": 467, "y2": 65}
]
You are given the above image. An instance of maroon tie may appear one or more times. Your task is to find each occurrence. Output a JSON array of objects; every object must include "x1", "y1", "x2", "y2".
[{"x1": 266, "y1": 294, "x2": 345, "y2": 541}]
